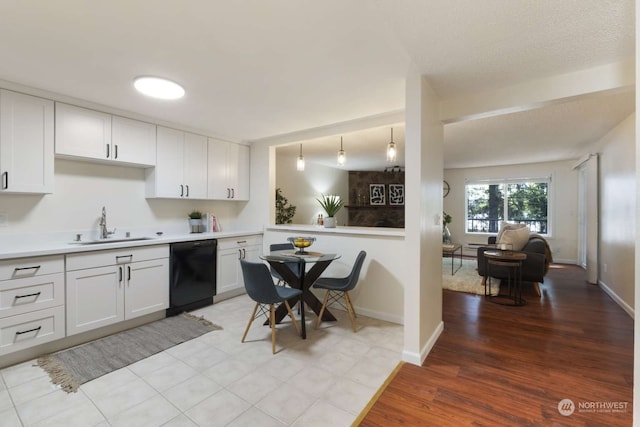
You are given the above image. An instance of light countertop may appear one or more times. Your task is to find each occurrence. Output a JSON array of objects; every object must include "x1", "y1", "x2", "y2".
[
  {"x1": 0, "y1": 229, "x2": 263, "y2": 260},
  {"x1": 265, "y1": 224, "x2": 405, "y2": 238}
]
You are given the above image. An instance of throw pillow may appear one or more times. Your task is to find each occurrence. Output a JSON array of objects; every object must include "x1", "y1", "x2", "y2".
[
  {"x1": 498, "y1": 225, "x2": 530, "y2": 251},
  {"x1": 496, "y1": 221, "x2": 527, "y2": 243},
  {"x1": 496, "y1": 221, "x2": 507, "y2": 243}
]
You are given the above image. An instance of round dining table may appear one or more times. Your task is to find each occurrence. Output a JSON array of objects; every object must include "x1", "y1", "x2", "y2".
[{"x1": 260, "y1": 251, "x2": 341, "y2": 339}]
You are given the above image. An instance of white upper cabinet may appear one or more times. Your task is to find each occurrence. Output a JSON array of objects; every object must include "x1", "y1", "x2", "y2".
[
  {"x1": 111, "y1": 116, "x2": 156, "y2": 166},
  {"x1": 0, "y1": 89, "x2": 54, "y2": 194},
  {"x1": 55, "y1": 103, "x2": 111, "y2": 159},
  {"x1": 207, "y1": 138, "x2": 228, "y2": 200},
  {"x1": 183, "y1": 132, "x2": 208, "y2": 199},
  {"x1": 55, "y1": 103, "x2": 155, "y2": 167},
  {"x1": 207, "y1": 138, "x2": 249, "y2": 201},
  {"x1": 146, "y1": 126, "x2": 207, "y2": 199},
  {"x1": 235, "y1": 143, "x2": 250, "y2": 200}
]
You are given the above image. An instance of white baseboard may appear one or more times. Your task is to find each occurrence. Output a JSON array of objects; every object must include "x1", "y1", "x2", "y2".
[
  {"x1": 552, "y1": 258, "x2": 578, "y2": 264},
  {"x1": 598, "y1": 280, "x2": 634, "y2": 319},
  {"x1": 402, "y1": 320, "x2": 444, "y2": 366},
  {"x1": 352, "y1": 305, "x2": 404, "y2": 325}
]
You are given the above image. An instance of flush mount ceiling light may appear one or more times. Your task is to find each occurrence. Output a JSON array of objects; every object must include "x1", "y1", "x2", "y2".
[
  {"x1": 296, "y1": 144, "x2": 305, "y2": 171},
  {"x1": 337, "y1": 136, "x2": 346, "y2": 166},
  {"x1": 386, "y1": 127, "x2": 397, "y2": 162},
  {"x1": 134, "y1": 76, "x2": 185, "y2": 100}
]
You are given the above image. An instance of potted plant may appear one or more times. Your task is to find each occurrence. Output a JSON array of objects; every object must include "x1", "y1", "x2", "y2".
[
  {"x1": 275, "y1": 188, "x2": 297, "y2": 224},
  {"x1": 443, "y1": 211, "x2": 452, "y2": 244},
  {"x1": 188, "y1": 210, "x2": 203, "y2": 233},
  {"x1": 316, "y1": 194, "x2": 344, "y2": 228}
]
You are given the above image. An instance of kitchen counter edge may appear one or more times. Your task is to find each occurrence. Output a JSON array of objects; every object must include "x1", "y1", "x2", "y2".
[
  {"x1": 265, "y1": 224, "x2": 405, "y2": 238},
  {"x1": 0, "y1": 230, "x2": 263, "y2": 260}
]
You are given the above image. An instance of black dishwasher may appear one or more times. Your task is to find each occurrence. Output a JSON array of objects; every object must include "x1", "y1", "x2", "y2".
[{"x1": 167, "y1": 240, "x2": 217, "y2": 316}]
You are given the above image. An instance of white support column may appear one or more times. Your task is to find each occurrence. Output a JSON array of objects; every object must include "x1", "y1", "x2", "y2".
[{"x1": 402, "y1": 69, "x2": 444, "y2": 365}]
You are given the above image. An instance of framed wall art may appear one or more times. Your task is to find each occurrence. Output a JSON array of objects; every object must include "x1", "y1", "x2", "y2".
[
  {"x1": 369, "y1": 184, "x2": 385, "y2": 205},
  {"x1": 389, "y1": 184, "x2": 404, "y2": 205}
]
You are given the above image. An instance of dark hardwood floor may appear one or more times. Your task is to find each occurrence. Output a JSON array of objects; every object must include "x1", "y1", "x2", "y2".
[{"x1": 359, "y1": 263, "x2": 633, "y2": 426}]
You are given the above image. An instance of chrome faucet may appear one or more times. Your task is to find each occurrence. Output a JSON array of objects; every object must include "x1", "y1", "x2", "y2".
[{"x1": 99, "y1": 206, "x2": 115, "y2": 239}]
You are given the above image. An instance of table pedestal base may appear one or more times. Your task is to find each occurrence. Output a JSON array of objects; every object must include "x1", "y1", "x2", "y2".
[{"x1": 264, "y1": 257, "x2": 338, "y2": 339}]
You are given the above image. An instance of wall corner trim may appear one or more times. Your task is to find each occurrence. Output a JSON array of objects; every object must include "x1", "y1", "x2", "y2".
[{"x1": 402, "y1": 320, "x2": 444, "y2": 366}]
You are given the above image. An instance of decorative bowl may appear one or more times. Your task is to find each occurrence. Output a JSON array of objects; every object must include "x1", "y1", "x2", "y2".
[{"x1": 287, "y1": 236, "x2": 316, "y2": 254}]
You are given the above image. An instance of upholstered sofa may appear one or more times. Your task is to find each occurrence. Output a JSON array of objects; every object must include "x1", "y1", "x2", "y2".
[{"x1": 477, "y1": 235, "x2": 551, "y2": 296}]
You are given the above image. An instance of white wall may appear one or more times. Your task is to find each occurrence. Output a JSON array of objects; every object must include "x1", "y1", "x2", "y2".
[
  {"x1": 240, "y1": 127, "x2": 408, "y2": 327},
  {"x1": 444, "y1": 160, "x2": 579, "y2": 263},
  {"x1": 0, "y1": 159, "x2": 246, "y2": 238},
  {"x1": 275, "y1": 152, "x2": 348, "y2": 226},
  {"x1": 597, "y1": 113, "x2": 635, "y2": 314},
  {"x1": 264, "y1": 228, "x2": 405, "y2": 323}
]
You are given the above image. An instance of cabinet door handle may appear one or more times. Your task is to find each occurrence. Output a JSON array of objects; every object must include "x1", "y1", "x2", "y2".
[
  {"x1": 237, "y1": 249, "x2": 242, "y2": 260},
  {"x1": 1, "y1": 171, "x2": 7, "y2": 190},
  {"x1": 114, "y1": 144, "x2": 118, "y2": 159},
  {"x1": 243, "y1": 248, "x2": 246, "y2": 259},
  {"x1": 180, "y1": 184, "x2": 184, "y2": 197},
  {"x1": 106, "y1": 144, "x2": 110, "y2": 159},
  {"x1": 119, "y1": 266, "x2": 123, "y2": 283},
  {"x1": 231, "y1": 188, "x2": 235, "y2": 199},
  {"x1": 185, "y1": 185, "x2": 189, "y2": 197},
  {"x1": 227, "y1": 188, "x2": 230, "y2": 199},
  {"x1": 14, "y1": 291, "x2": 41, "y2": 300},
  {"x1": 14, "y1": 265, "x2": 41, "y2": 272},
  {"x1": 15, "y1": 326, "x2": 41, "y2": 336},
  {"x1": 127, "y1": 265, "x2": 131, "y2": 281}
]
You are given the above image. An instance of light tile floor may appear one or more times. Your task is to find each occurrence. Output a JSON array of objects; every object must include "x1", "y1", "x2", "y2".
[{"x1": 0, "y1": 295, "x2": 403, "y2": 426}]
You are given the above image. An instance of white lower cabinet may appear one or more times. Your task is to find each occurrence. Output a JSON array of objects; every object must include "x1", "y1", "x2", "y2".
[
  {"x1": 0, "y1": 306, "x2": 65, "y2": 356},
  {"x1": 216, "y1": 235, "x2": 262, "y2": 295},
  {"x1": 0, "y1": 255, "x2": 65, "y2": 355},
  {"x1": 66, "y1": 245, "x2": 169, "y2": 336}
]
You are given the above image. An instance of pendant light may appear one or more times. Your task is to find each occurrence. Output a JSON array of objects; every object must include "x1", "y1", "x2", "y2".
[
  {"x1": 337, "y1": 136, "x2": 346, "y2": 166},
  {"x1": 386, "y1": 127, "x2": 397, "y2": 163},
  {"x1": 296, "y1": 144, "x2": 305, "y2": 171}
]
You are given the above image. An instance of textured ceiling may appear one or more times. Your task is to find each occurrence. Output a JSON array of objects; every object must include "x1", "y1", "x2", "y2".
[
  {"x1": 377, "y1": 0, "x2": 635, "y2": 97},
  {"x1": 444, "y1": 89, "x2": 636, "y2": 169},
  {"x1": 0, "y1": 1, "x2": 634, "y2": 168}
]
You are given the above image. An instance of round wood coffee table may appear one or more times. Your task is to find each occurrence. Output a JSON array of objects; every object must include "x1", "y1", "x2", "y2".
[{"x1": 483, "y1": 250, "x2": 527, "y2": 306}]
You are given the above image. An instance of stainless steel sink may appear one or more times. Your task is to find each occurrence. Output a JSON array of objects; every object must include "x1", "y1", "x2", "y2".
[{"x1": 72, "y1": 237, "x2": 156, "y2": 245}]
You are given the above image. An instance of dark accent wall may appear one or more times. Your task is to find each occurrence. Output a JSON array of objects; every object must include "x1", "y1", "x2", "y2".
[{"x1": 347, "y1": 170, "x2": 405, "y2": 228}]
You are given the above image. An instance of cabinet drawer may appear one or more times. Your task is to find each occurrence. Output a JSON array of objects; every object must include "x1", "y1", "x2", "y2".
[
  {"x1": 66, "y1": 245, "x2": 169, "y2": 271},
  {"x1": 218, "y1": 235, "x2": 262, "y2": 250},
  {"x1": 0, "y1": 306, "x2": 65, "y2": 356},
  {"x1": 0, "y1": 273, "x2": 64, "y2": 318},
  {"x1": 0, "y1": 256, "x2": 64, "y2": 281}
]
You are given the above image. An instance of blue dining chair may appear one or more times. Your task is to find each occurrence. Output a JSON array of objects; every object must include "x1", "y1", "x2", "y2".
[
  {"x1": 313, "y1": 251, "x2": 366, "y2": 332},
  {"x1": 240, "y1": 260, "x2": 302, "y2": 354},
  {"x1": 269, "y1": 242, "x2": 301, "y2": 286}
]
